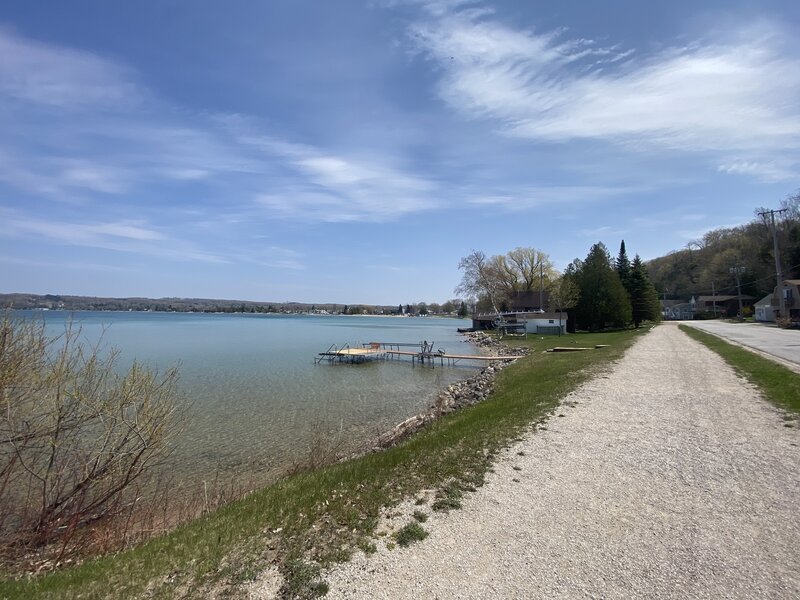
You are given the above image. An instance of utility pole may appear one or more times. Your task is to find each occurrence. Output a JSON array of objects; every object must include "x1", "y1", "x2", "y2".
[
  {"x1": 711, "y1": 281, "x2": 717, "y2": 318},
  {"x1": 729, "y1": 267, "x2": 745, "y2": 318},
  {"x1": 539, "y1": 262, "x2": 544, "y2": 311},
  {"x1": 758, "y1": 208, "x2": 788, "y2": 318}
]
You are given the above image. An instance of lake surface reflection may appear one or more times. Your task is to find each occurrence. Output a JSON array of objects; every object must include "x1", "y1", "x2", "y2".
[{"x1": 25, "y1": 311, "x2": 481, "y2": 486}]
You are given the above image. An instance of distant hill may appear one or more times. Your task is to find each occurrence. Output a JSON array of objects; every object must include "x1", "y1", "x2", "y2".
[
  {"x1": 0, "y1": 293, "x2": 398, "y2": 315},
  {"x1": 646, "y1": 193, "x2": 800, "y2": 301}
]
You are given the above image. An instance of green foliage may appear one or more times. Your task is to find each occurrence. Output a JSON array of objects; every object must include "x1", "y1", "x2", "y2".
[
  {"x1": 394, "y1": 522, "x2": 428, "y2": 547},
  {"x1": 615, "y1": 240, "x2": 631, "y2": 289},
  {"x1": 572, "y1": 243, "x2": 632, "y2": 330},
  {"x1": 628, "y1": 256, "x2": 662, "y2": 327},
  {"x1": 457, "y1": 302, "x2": 469, "y2": 318},
  {"x1": 647, "y1": 191, "x2": 800, "y2": 300}
]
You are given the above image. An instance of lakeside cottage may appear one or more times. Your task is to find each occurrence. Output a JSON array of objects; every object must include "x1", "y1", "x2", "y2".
[{"x1": 471, "y1": 311, "x2": 568, "y2": 334}]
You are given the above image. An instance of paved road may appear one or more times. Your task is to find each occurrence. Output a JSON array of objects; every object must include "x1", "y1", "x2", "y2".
[
  {"x1": 684, "y1": 320, "x2": 800, "y2": 370},
  {"x1": 320, "y1": 324, "x2": 800, "y2": 599}
]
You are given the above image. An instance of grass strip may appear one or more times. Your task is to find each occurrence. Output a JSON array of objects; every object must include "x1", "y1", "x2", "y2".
[
  {"x1": 1, "y1": 328, "x2": 646, "y2": 599},
  {"x1": 680, "y1": 325, "x2": 800, "y2": 413}
]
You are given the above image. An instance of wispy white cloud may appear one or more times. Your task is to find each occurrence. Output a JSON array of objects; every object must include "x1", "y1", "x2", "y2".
[
  {"x1": 238, "y1": 246, "x2": 306, "y2": 270},
  {"x1": 0, "y1": 29, "x2": 441, "y2": 225},
  {"x1": 0, "y1": 26, "x2": 142, "y2": 109},
  {"x1": 408, "y1": 8, "x2": 800, "y2": 176},
  {"x1": 1, "y1": 210, "x2": 228, "y2": 264},
  {"x1": 467, "y1": 184, "x2": 646, "y2": 210},
  {"x1": 717, "y1": 159, "x2": 798, "y2": 183},
  {"x1": 0, "y1": 255, "x2": 124, "y2": 272},
  {"x1": 235, "y1": 129, "x2": 437, "y2": 222}
]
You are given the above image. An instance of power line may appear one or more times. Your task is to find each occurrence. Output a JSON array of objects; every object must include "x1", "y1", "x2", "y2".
[{"x1": 758, "y1": 208, "x2": 789, "y2": 317}]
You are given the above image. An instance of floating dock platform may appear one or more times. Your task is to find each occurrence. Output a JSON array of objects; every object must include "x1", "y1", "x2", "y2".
[{"x1": 315, "y1": 341, "x2": 519, "y2": 367}]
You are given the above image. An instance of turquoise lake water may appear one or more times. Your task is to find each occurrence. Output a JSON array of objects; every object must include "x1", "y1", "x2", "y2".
[{"x1": 20, "y1": 311, "x2": 481, "y2": 486}]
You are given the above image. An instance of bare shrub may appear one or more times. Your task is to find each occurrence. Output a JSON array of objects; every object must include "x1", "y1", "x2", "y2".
[
  {"x1": 0, "y1": 313, "x2": 183, "y2": 563},
  {"x1": 287, "y1": 422, "x2": 346, "y2": 475}
]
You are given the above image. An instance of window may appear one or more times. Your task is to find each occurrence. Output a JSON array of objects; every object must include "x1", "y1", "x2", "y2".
[{"x1": 549, "y1": 319, "x2": 554, "y2": 324}]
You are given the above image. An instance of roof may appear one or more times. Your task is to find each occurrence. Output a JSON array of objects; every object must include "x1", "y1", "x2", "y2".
[
  {"x1": 755, "y1": 294, "x2": 774, "y2": 307},
  {"x1": 473, "y1": 311, "x2": 564, "y2": 321},
  {"x1": 784, "y1": 280, "x2": 800, "y2": 285},
  {"x1": 508, "y1": 290, "x2": 550, "y2": 308},
  {"x1": 695, "y1": 295, "x2": 755, "y2": 302}
]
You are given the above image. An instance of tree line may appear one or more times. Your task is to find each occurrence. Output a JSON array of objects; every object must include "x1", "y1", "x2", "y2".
[
  {"x1": 456, "y1": 242, "x2": 661, "y2": 331},
  {"x1": 646, "y1": 192, "x2": 800, "y2": 301}
]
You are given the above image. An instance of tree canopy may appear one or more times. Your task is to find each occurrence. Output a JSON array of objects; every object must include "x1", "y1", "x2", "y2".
[
  {"x1": 628, "y1": 255, "x2": 662, "y2": 327},
  {"x1": 647, "y1": 191, "x2": 800, "y2": 300},
  {"x1": 456, "y1": 247, "x2": 556, "y2": 313},
  {"x1": 570, "y1": 243, "x2": 632, "y2": 331}
]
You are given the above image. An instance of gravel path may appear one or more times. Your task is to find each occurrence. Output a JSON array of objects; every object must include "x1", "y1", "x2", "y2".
[{"x1": 323, "y1": 323, "x2": 800, "y2": 599}]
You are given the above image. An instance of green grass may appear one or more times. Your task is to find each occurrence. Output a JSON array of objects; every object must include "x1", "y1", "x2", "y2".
[
  {"x1": 394, "y1": 522, "x2": 428, "y2": 548},
  {"x1": 680, "y1": 325, "x2": 800, "y2": 413},
  {"x1": 1, "y1": 328, "x2": 646, "y2": 599}
]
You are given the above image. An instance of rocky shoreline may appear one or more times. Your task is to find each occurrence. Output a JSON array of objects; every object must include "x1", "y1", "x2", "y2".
[{"x1": 370, "y1": 331, "x2": 529, "y2": 451}]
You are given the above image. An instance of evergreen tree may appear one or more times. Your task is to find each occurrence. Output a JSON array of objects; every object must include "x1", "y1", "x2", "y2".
[
  {"x1": 615, "y1": 240, "x2": 632, "y2": 291},
  {"x1": 628, "y1": 255, "x2": 662, "y2": 327},
  {"x1": 457, "y1": 301, "x2": 469, "y2": 318},
  {"x1": 574, "y1": 243, "x2": 632, "y2": 331}
]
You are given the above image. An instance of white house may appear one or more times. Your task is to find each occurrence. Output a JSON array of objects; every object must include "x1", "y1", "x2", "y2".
[
  {"x1": 754, "y1": 293, "x2": 775, "y2": 322},
  {"x1": 522, "y1": 313, "x2": 567, "y2": 335}
]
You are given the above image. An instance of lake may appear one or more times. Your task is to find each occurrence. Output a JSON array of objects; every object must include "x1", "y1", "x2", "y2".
[{"x1": 19, "y1": 311, "x2": 481, "y2": 487}]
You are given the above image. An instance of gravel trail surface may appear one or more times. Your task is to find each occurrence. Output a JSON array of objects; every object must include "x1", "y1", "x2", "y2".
[{"x1": 323, "y1": 323, "x2": 800, "y2": 599}]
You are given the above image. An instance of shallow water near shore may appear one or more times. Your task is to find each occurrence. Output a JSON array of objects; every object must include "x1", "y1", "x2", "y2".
[{"x1": 18, "y1": 311, "x2": 482, "y2": 487}]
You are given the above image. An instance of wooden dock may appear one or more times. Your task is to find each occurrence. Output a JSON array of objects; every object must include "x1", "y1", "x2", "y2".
[{"x1": 315, "y1": 341, "x2": 519, "y2": 367}]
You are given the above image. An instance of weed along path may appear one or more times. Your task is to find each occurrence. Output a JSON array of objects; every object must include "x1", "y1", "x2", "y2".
[{"x1": 322, "y1": 324, "x2": 800, "y2": 599}]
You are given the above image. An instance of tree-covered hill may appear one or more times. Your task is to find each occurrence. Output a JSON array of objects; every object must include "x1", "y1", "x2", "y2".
[{"x1": 646, "y1": 192, "x2": 800, "y2": 301}]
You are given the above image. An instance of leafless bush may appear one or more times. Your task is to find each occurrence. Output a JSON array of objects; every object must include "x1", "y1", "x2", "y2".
[
  {"x1": 0, "y1": 312, "x2": 184, "y2": 562},
  {"x1": 287, "y1": 422, "x2": 346, "y2": 475}
]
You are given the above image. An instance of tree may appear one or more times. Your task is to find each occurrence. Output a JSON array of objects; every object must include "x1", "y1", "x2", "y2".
[
  {"x1": 441, "y1": 300, "x2": 456, "y2": 314},
  {"x1": 457, "y1": 302, "x2": 469, "y2": 318},
  {"x1": 505, "y1": 247, "x2": 557, "y2": 293},
  {"x1": 615, "y1": 240, "x2": 631, "y2": 292},
  {"x1": 628, "y1": 256, "x2": 662, "y2": 327},
  {"x1": 0, "y1": 314, "x2": 183, "y2": 553},
  {"x1": 417, "y1": 302, "x2": 429, "y2": 315},
  {"x1": 573, "y1": 243, "x2": 632, "y2": 330},
  {"x1": 398, "y1": 304, "x2": 403, "y2": 315},
  {"x1": 455, "y1": 250, "x2": 502, "y2": 314},
  {"x1": 547, "y1": 276, "x2": 580, "y2": 336},
  {"x1": 456, "y1": 247, "x2": 557, "y2": 313}
]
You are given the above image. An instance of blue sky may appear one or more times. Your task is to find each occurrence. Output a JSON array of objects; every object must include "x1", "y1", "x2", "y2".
[{"x1": 1, "y1": 0, "x2": 799, "y2": 305}]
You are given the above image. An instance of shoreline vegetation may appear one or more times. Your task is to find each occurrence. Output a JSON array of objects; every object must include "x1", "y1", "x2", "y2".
[
  {"x1": 1, "y1": 294, "x2": 467, "y2": 318},
  {"x1": 1, "y1": 326, "x2": 649, "y2": 599}
]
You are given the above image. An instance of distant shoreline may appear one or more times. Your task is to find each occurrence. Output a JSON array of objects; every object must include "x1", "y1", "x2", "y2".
[{"x1": 2, "y1": 293, "x2": 467, "y2": 319}]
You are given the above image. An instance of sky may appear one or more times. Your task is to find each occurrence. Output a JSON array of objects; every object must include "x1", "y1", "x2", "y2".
[{"x1": 1, "y1": 0, "x2": 799, "y2": 305}]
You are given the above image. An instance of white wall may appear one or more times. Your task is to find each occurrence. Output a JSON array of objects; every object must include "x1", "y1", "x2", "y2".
[{"x1": 524, "y1": 318, "x2": 566, "y2": 334}]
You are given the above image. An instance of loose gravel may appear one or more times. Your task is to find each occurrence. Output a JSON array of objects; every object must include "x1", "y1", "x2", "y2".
[{"x1": 323, "y1": 323, "x2": 800, "y2": 599}]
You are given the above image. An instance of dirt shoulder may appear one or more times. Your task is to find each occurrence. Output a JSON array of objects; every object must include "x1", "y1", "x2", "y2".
[{"x1": 323, "y1": 323, "x2": 800, "y2": 599}]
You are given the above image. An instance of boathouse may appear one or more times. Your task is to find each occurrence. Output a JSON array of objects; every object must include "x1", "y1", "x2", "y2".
[{"x1": 471, "y1": 311, "x2": 568, "y2": 334}]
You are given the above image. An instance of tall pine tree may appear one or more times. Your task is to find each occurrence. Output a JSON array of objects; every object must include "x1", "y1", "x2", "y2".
[
  {"x1": 628, "y1": 255, "x2": 662, "y2": 327},
  {"x1": 574, "y1": 243, "x2": 632, "y2": 331},
  {"x1": 615, "y1": 240, "x2": 632, "y2": 292}
]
